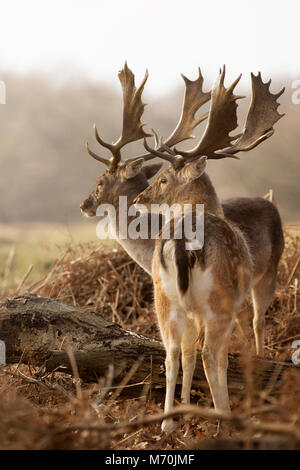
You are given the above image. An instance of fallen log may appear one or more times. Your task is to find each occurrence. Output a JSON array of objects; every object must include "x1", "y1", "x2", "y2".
[{"x1": 0, "y1": 293, "x2": 296, "y2": 390}]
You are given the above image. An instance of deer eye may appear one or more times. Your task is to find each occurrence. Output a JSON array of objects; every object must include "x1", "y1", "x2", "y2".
[
  {"x1": 160, "y1": 177, "x2": 167, "y2": 184},
  {"x1": 97, "y1": 180, "x2": 103, "y2": 187}
]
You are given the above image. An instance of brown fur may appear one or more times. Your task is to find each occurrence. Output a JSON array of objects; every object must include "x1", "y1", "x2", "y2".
[
  {"x1": 135, "y1": 160, "x2": 284, "y2": 431},
  {"x1": 139, "y1": 166, "x2": 223, "y2": 217},
  {"x1": 222, "y1": 197, "x2": 284, "y2": 280},
  {"x1": 81, "y1": 161, "x2": 284, "y2": 288},
  {"x1": 81, "y1": 162, "x2": 162, "y2": 216},
  {"x1": 152, "y1": 250, "x2": 173, "y2": 342}
]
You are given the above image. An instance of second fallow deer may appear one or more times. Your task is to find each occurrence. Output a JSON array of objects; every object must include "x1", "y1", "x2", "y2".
[
  {"x1": 81, "y1": 64, "x2": 284, "y2": 356},
  {"x1": 135, "y1": 68, "x2": 284, "y2": 433},
  {"x1": 81, "y1": 63, "x2": 211, "y2": 272}
]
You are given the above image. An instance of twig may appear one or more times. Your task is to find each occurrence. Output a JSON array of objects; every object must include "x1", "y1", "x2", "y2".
[
  {"x1": 2, "y1": 367, "x2": 72, "y2": 399},
  {"x1": 286, "y1": 254, "x2": 300, "y2": 287},
  {"x1": 92, "y1": 364, "x2": 114, "y2": 410},
  {"x1": 16, "y1": 264, "x2": 34, "y2": 295},
  {"x1": 50, "y1": 404, "x2": 300, "y2": 441},
  {"x1": 110, "y1": 356, "x2": 145, "y2": 401},
  {"x1": 261, "y1": 362, "x2": 285, "y2": 402},
  {"x1": 30, "y1": 252, "x2": 67, "y2": 293},
  {"x1": 102, "y1": 378, "x2": 150, "y2": 391},
  {"x1": 50, "y1": 405, "x2": 235, "y2": 436},
  {"x1": 267, "y1": 334, "x2": 300, "y2": 348},
  {"x1": 4, "y1": 368, "x2": 53, "y2": 390},
  {"x1": 116, "y1": 429, "x2": 142, "y2": 446},
  {"x1": 66, "y1": 347, "x2": 82, "y2": 400},
  {"x1": 149, "y1": 354, "x2": 153, "y2": 402},
  {"x1": 2, "y1": 247, "x2": 16, "y2": 289}
]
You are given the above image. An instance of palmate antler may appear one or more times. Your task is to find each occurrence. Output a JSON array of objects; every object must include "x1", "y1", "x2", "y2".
[
  {"x1": 86, "y1": 63, "x2": 212, "y2": 169},
  {"x1": 140, "y1": 68, "x2": 212, "y2": 165},
  {"x1": 86, "y1": 62, "x2": 151, "y2": 170},
  {"x1": 175, "y1": 65, "x2": 244, "y2": 159},
  {"x1": 144, "y1": 66, "x2": 242, "y2": 165},
  {"x1": 215, "y1": 72, "x2": 285, "y2": 157},
  {"x1": 164, "y1": 68, "x2": 211, "y2": 147},
  {"x1": 144, "y1": 67, "x2": 284, "y2": 166}
]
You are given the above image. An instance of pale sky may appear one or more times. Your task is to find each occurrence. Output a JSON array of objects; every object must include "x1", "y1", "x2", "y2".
[{"x1": 0, "y1": 0, "x2": 299, "y2": 95}]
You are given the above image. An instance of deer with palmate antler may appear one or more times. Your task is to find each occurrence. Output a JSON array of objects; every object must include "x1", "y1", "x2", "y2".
[
  {"x1": 81, "y1": 64, "x2": 284, "y2": 357},
  {"x1": 81, "y1": 63, "x2": 210, "y2": 270},
  {"x1": 135, "y1": 67, "x2": 284, "y2": 433}
]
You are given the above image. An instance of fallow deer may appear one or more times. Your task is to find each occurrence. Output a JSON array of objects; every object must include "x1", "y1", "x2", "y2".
[
  {"x1": 81, "y1": 63, "x2": 211, "y2": 272},
  {"x1": 80, "y1": 64, "x2": 284, "y2": 356},
  {"x1": 135, "y1": 68, "x2": 284, "y2": 433}
]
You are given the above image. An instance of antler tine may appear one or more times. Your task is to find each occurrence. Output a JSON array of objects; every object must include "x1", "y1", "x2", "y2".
[
  {"x1": 86, "y1": 62, "x2": 151, "y2": 170},
  {"x1": 161, "y1": 142, "x2": 177, "y2": 156},
  {"x1": 85, "y1": 141, "x2": 112, "y2": 166},
  {"x1": 94, "y1": 124, "x2": 115, "y2": 152},
  {"x1": 150, "y1": 128, "x2": 176, "y2": 155},
  {"x1": 116, "y1": 63, "x2": 152, "y2": 149},
  {"x1": 152, "y1": 128, "x2": 162, "y2": 149},
  {"x1": 175, "y1": 65, "x2": 244, "y2": 160},
  {"x1": 126, "y1": 67, "x2": 212, "y2": 165},
  {"x1": 125, "y1": 129, "x2": 167, "y2": 164},
  {"x1": 101, "y1": 66, "x2": 212, "y2": 167},
  {"x1": 164, "y1": 66, "x2": 211, "y2": 148},
  {"x1": 215, "y1": 72, "x2": 285, "y2": 157},
  {"x1": 143, "y1": 138, "x2": 178, "y2": 165}
]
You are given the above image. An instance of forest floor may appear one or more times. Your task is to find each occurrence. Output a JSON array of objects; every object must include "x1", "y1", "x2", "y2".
[{"x1": 0, "y1": 222, "x2": 299, "y2": 450}]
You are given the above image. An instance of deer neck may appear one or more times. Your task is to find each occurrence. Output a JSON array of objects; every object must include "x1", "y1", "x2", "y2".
[
  {"x1": 106, "y1": 192, "x2": 155, "y2": 275},
  {"x1": 181, "y1": 173, "x2": 224, "y2": 217},
  {"x1": 103, "y1": 174, "x2": 223, "y2": 274}
]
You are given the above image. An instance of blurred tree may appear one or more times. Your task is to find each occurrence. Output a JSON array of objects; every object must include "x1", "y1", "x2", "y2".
[{"x1": 0, "y1": 72, "x2": 299, "y2": 223}]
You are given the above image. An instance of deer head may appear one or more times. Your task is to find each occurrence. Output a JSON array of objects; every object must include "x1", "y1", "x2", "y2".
[
  {"x1": 80, "y1": 63, "x2": 159, "y2": 216},
  {"x1": 80, "y1": 63, "x2": 212, "y2": 217},
  {"x1": 135, "y1": 67, "x2": 284, "y2": 214},
  {"x1": 80, "y1": 159, "x2": 162, "y2": 217}
]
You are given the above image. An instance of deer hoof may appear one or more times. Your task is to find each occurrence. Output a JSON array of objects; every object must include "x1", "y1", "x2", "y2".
[{"x1": 161, "y1": 418, "x2": 177, "y2": 435}]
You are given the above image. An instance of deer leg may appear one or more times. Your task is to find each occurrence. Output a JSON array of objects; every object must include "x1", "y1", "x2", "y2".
[
  {"x1": 251, "y1": 268, "x2": 277, "y2": 356},
  {"x1": 217, "y1": 319, "x2": 235, "y2": 414},
  {"x1": 202, "y1": 315, "x2": 232, "y2": 415},
  {"x1": 159, "y1": 306, "x2": 184, "y2": 435},
  {"x1": 180, "y1": 317, "x2": 199, "y2": 405},
  {"x1": 162, "y1": 341, "x2": 180, "y2": 434}
]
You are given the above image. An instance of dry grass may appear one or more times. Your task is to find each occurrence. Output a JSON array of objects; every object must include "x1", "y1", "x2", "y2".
[
  {"x1": 36, "y1": 242, "x2": 157, "y2": 338},
  {"x1": 0, "y1": 227, "x2": 299, "y2": 450},
  {"x1": 0, "y1": 362, "x2": 299, "y2": 450},
  {"x1": 0, "y1": 222, "x2": 99, "y2": 288}
]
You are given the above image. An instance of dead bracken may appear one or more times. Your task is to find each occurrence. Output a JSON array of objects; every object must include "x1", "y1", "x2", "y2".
[{"x1": 0, "y1": 226, "x2": 299, "y2": 450}]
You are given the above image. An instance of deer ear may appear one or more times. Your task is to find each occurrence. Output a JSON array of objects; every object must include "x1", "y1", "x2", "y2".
[
  {"x1": 186, "y1": 156, "x2": 207, "y2": 181},
  {"x1": 125, "y1": 158, "x2": 145, "y2": 180},
  {"x1": 142, "y1": 163, "x2": 163, "y2": 180}
]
